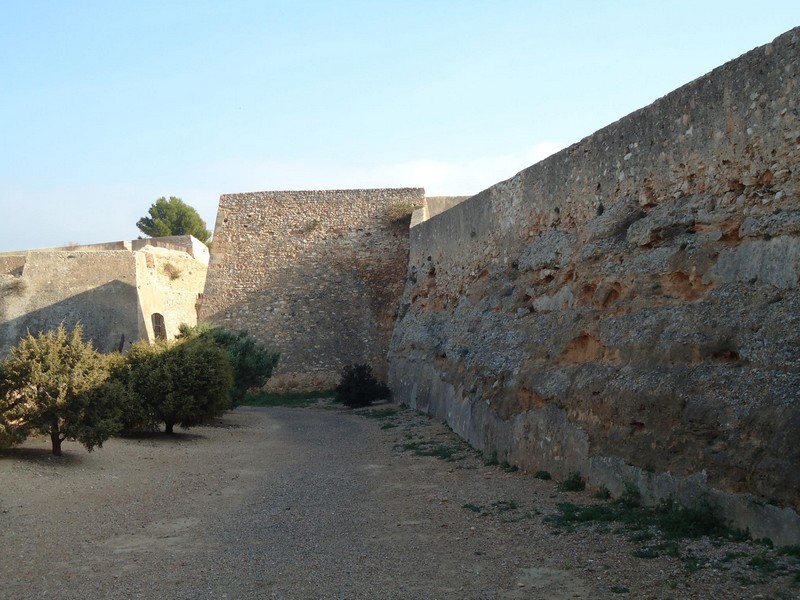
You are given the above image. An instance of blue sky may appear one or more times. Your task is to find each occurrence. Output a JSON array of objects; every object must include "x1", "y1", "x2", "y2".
[{"x1": 1, "y1": 1, "x2": 799, "y2": 252}]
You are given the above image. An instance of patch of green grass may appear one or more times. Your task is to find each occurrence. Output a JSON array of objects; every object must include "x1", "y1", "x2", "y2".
[
  {"x1": 356, "y1": 407, "x2": 398, "y2": 419},
  {"x1": 619, "y1": 481, "x2": 642, "y2": 508},
  {"x1": 380, "y1": 422, "x2": 398, "y2": 430},
  {"x1": 683, "y1": 553, "x2": 704, "y2": 573},
  {"x1": 242, "y1": 389, "x2": 334, "y2": 407},
  {"x1": 399, "y1": 441, "x2": 464, "y2": 461},
  {"x1": 533, "y1": 470, "x2": 551, "y2": 480},
  {"x1": 748, "y1": 552, "x2": 779, "y2": 574},
  {"x1": 653, "y1": 497, "x2": 730, "y2": 540},
  {"x1": 559, "y1": 471, "x2": 586, "y2": 492},
  {"x1": 547, "y1": 493, "x2": 746, "y2": 548}
]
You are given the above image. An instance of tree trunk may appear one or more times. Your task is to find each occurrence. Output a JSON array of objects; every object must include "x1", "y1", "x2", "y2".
[
  {"x1": 165, "y1": 421, "x2": 174, "y2": 434},
  {"x1": 50, "y1": 418, "x2": 62, "y2": 456}
]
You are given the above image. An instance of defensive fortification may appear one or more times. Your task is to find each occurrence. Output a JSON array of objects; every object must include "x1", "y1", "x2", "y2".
[
  {"x1": 199, "y1": 188, "x2": 425, "y2": 389},
  {"x1": 389, "y1": 28, "x2": 800, "y2": 542},
  {"x1": 0, "y1": 236, "x2": 208, "y2": 355}
]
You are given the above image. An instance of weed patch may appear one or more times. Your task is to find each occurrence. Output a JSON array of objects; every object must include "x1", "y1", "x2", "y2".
[
  {"x1": 399, "y1": 440, "x2": 465, "y2": 461},
  {"x1": 242, "y1": 389, "x2": 334, "y2": 408},
  {"x1": 356, "y1": 407, "x2": 398, "y2": 419},
  {"x1": 559, "y1": 471, "x2": 586, "y2": 492}
]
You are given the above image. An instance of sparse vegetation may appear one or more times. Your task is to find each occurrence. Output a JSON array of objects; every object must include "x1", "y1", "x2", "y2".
[
  {"x1": 356, "y1": 407, "x2": 398, "y2": 419},
  {"x1": 400, "y1": 440, "x2": 463, "y2": 461},
  {"x1": 559, "y1": 471, "x2": 586, "y2": 492},
  {"x1": 242, "y1": 389, "x2": 334, "y2": 408},
  {"x1": 534, "y1": 470, "x2": 552, "y2": 480},
  {"x1": 162, "y1": 262, "x2": 181, "y2": 280},
  {"x1": 1, "y1": 278, "x2": 26, "y2": 297}
]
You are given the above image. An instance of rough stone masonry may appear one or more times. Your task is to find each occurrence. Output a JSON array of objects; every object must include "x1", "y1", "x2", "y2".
[
  {"x1": 199, "y1": 188, "x2": 425, "y2": 390},
  {"x1": 388, "y1": 27, "x2": 800, "y2": 543}
]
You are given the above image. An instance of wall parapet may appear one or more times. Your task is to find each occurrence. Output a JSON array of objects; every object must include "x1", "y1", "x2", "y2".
[{"x1": 389, "y1": 27, "x2": 800, "y2": 543}]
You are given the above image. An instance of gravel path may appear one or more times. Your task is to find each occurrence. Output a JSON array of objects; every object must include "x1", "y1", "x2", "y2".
[{"x1": 1, "y1": 404, "x2": 797, "y2": 599}]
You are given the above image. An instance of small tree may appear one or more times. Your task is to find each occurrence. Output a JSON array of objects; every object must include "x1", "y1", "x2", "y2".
[
  {"x1": 124, "y1": 337, "x2": 233, "y2": 434},
  {"x1": 178, "y1": 324, "x2": 279, "y2": 406},
  {"x1": 334, "y1": 364, "x2": 390, "y2": 408},
  {"x1": 0, "y1": 324, "x2": 121, "y2": 455},
  {"x1": 136, "y1": 196, "x2": 211, "y2": 244}
]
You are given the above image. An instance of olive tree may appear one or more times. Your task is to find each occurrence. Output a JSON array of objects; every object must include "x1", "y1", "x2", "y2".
[{"x1": 0, "y1": 324, "x2": 121, "y2": 456}]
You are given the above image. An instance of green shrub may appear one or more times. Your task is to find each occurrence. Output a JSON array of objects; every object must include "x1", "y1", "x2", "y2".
[
  {"x1": 534, "y1": 470, "x2": 552, "y2": 480},
  {"x1": 178, "y1": 324, "x2": 279, "y2": 406},
  {"x1": 123, "y1": 337, "x2": 233, "y2": 434},
  {"x1": 334, "y1": 364, "x2": 390, "y2": 408}
]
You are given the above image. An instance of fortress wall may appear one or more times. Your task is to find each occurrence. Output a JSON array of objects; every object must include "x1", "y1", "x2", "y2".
[
  {"x1": 131, "y1": 235, "x2": 210, "y2": 263},
  {"x1": 135, "y1": 246, "x2": 208, "y2": 342},
  {"x1": 0, "y1": 250, "x2": 140, "y2": 355},
  {"x1": 0, "y1": 238, "x2": 209, "y2": 356},
  {"x1": 199, "y1": 188, "x2": 424, "y2": 389},
  {"x1": 389, "y1": 28, "x2": 800, "y2": 542},
  {"x1": 0, "y1": 255, "x2": 26, "y2": 276}
]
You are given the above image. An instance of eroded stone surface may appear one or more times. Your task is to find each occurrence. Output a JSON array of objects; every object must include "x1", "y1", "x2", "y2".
[{"x1": 389, "y1": 28, "x2": 800, "y2": 542}]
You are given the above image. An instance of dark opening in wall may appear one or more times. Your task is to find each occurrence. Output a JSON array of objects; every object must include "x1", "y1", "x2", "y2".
[{"x1": 151, "y1": 313, "x2": 167, "y2": 340}]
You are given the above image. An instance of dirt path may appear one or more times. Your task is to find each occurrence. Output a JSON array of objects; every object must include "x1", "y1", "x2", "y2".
[{"x1": 1, "y1": 404, "x2": 797, "y2": 599}]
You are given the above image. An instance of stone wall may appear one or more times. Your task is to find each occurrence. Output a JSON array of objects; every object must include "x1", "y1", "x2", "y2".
[
  {"x1": 199, "y1": 188, "x2": 425, "y2": 389},
  {"x1": 135, "y1": 244, "x2": 208, "y2": 342},
  {"x1": 0, "y1": 239, "x2": 208, "y2": 356},
  {"x1": 388, "y1": 28, "x2": 800, "y2": 543},
  {"x1": 0, "y1": 250, "x2": 140, "y2": 354}
]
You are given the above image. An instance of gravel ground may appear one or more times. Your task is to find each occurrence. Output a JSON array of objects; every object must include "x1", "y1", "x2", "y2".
[{"x1": 1, "y1": 403, "x2": 798, "y2": 600}]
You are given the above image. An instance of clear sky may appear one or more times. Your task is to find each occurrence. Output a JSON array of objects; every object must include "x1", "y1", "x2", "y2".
[{"x1": 1, "y1": 1, "x2": 799, "y2": 252}]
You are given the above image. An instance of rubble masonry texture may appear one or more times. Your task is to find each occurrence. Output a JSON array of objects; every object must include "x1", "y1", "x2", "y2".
[{"x1": 389, "y1": 28, "x2": 800, "y2": 543}]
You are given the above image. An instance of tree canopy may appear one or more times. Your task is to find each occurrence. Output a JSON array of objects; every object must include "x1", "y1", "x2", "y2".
[
  {"x1": 0, "y1": 324, "x2": 122, "y2": 455},
  {"x1": 178, "y1": 323, "x2": 280, "y2": 406},
  {"x1": 122, "y1": 337, "x2": 233, "y2": 434},
  {"x1": 136, "y1": 196, "x2": 211, "y2": 244}
]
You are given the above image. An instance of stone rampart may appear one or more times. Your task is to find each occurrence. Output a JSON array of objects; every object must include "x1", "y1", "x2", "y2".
[
  {"x1": 199, "y1": 188, "x2": 425, "y2": 389},
  {"x1": 388, "y1": 28, "x2": 800, "y2": 543},
  {"x1": 131, "y1": 235, "x2": 210, "y2": 263},
  {"x1": 0, "y1": 239, "x2": 208, "y2": 356},
  {"x1": 0, "y1": 250, "x2": 140, "y2": 354}
]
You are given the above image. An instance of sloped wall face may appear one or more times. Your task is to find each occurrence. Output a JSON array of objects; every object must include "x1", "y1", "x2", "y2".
[
  {"x1": 200, "y1": 188, "x2": 424, "y2": 389},
  {"x1": 0, "y1": 251, "x2": 139, "y2": 355},
  {"x1": 389, "y1": 28, "x2": 800, "y2": 542},
  {"x1": 135, "y1": 246, "x2": 208, "y2": 342}
]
